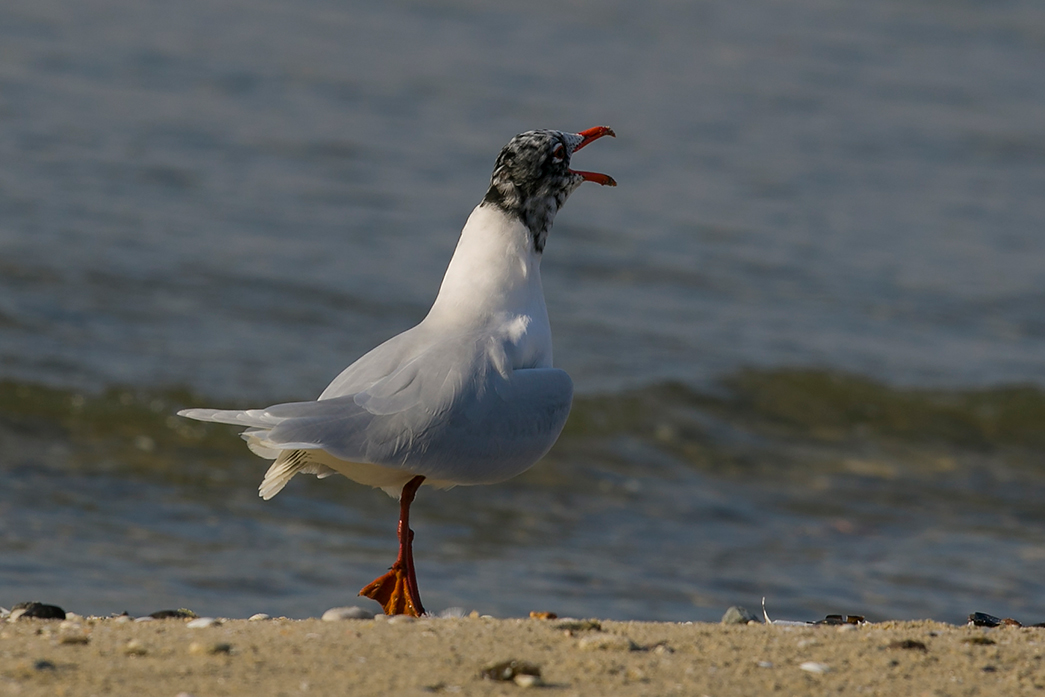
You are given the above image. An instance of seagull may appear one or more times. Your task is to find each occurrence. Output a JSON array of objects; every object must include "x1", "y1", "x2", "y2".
[{"x1": 178, "y1": 126, "x2": 616, "y2": 616}]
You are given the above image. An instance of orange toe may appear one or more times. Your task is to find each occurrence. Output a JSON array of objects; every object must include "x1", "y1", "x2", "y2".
[{"x1": 359, "y1": 566, "x2": 423, "y2": 617}]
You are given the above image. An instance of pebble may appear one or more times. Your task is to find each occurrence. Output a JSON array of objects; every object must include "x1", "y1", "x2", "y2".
[
  {"x1": 124, "y1": 640, "x2": 148, "y2": 656},
  {"x1": 150, "y1": 609, "x2": 197, "y2": 620},
  {"x1": 186, "y1": 617, "x2": 220, "y2": 628},
  {"x1": 113, "y1": 615, "x2": 133, "y2": 624},
  {"x1": 799, "y1": 661, "x2": 830, "y2": 674},
  {"x1": 188, "y1": 641, "x2": 232, "y2": 655},
  {"x1": 10, "y1": 602, "x2": 67, "y2": 621},
  {"x1": 133, "y1": 616, "x2": 155, "y2": 623},
  {"x1": 387, "y1": 615, "x2": 417, "y2": 625},
  {"x1": 481, "y1": 659, "x2": 542, "y2": 682},
  {"x1": 816, "y1": 614, "x2": 865, "y2": 625},
  {"x1": 321, "y1": 606, "x2": 375, "y2": 621},
  {"x1": 248, "y1": 613, "x2": 271, "y2": 621},
  {"x1": 514, "y1": 674, "x2": 542, "y2": 688},
  {"x1": 577, "y1": 634, "x2": 636, "y2": 651},
  {"x1": 58, "y1": 631, "x2": 90, "y2": 645},
  {"x1": 721, "y1": 606, "x2": 760, "y2": 625},
  {"x1": 968, "y1": 612, "x2": 1003, "y2": 628}
]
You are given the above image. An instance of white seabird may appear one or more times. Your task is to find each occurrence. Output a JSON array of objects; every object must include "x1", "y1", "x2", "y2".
[{"x1": 179, "y1": 126, "x2": 617, "y2": 615}]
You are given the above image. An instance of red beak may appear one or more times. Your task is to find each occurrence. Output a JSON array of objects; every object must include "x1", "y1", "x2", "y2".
[{"x1": 570, "y1": 126, "x2": 617, "y2": 187}]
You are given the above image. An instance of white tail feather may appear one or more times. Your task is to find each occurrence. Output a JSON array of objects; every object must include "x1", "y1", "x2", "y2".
[{"x1": 258, "y1": 449, "x2": 337, "y2": 500}]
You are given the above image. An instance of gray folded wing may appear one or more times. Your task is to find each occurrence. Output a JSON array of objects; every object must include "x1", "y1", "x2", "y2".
[{"x1": 179, "y1": 334, "x2": 573, "y2": 485}]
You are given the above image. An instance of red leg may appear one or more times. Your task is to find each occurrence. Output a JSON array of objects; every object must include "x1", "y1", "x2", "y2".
[{"x1": 359, "y1": 475, "x2": 426, "y2": 616}]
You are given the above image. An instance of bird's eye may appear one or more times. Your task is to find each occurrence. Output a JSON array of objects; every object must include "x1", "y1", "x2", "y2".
[{"x1": 551, "y1": 144, "x2": 566, "y2": 163}]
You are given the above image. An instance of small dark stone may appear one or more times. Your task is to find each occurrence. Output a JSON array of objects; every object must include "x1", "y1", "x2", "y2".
[
  {"x1": 33, "y1": 660, "x2": 57, "y2": 671},
  {"x1": 12, "y1": 602, "x2": 66, "y2": 620},
  {"x1": 887, "y1": 639, "x2": 928, "y2": 652},
  {"x1": 983, "y1": 665, "x2": 998, "y2": 673},
  {"x1": 149, "y1": 609, "x2": 197, "y2": 620},
  {"x1": 815, "y1": 614, "x2": 865, "y2": 625},
  {"x1": 481, "y1": 660, "x2": 541, "y2": 681},
  {"x1": 555, "y1": 619, "x2": 602, "y2": 632},
  {"x1": 968, "y1": 612, "x2": 1002, "y2": 628}
]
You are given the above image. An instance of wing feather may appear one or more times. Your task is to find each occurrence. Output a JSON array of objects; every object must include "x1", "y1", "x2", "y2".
[{"x1": 179, "y1": 330, "x2": 573, "y2": 486}]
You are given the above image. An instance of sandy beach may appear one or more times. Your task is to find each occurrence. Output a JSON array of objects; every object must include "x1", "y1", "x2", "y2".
[{"x1": 3, "y1": 609, "x2": 1043, "y2": 696}]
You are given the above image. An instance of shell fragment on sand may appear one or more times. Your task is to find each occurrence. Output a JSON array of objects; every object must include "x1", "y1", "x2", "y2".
[
  {"x1": 321, "y1": 606, "x2": 375, "y2": 621},
  {"x1": 186, "y1": 617, "x2": 221, "y2": 628}
]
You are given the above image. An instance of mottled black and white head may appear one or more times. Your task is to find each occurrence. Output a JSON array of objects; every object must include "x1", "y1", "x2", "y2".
[{"x1": 482, "y1": 126, "x2": 616, "y2": 253}]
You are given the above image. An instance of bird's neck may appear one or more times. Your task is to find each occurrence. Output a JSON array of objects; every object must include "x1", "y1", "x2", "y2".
[{"x1": 427, "y1": 203, "x2": 548, "y2": 325}]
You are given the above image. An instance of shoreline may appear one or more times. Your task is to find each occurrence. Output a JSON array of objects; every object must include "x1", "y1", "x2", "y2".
[{"x1": 3, "y1": 610, "x2": 1043, "y2": 696}]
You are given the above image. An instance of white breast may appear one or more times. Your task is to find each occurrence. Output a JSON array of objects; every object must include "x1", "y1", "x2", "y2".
[{"x1": 424, "y1": 204, "x2": 553, "y2": 369}]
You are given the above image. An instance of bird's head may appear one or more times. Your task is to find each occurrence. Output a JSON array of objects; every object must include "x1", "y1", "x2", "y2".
[{"x1": 482, "y1": 126, "x2": 616, "y2": 252}]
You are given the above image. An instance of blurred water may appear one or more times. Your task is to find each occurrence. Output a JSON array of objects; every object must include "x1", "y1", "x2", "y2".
[{"x1": 1, "y1": 0, "x2": 1044, "y2": 622}]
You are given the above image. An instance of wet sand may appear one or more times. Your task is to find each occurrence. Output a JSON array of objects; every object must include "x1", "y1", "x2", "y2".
[{"x1": 2, "y1": 612, "x2": 1042, "y2": 696}]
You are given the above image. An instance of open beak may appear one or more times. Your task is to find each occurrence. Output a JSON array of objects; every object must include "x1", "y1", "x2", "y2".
[{"x1": 570, "y1": 126, "x2": 617, "y2": 187}]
